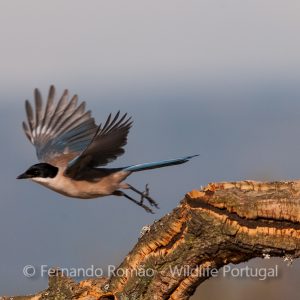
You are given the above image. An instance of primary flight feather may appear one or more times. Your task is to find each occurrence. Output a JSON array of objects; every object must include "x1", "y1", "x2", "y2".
[{"x1": 18, "y1": 86, "x2": 198, "y2": 213}]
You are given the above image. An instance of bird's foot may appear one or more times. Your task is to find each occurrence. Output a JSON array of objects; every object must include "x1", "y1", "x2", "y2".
[
  {"x1": 133, "y1": 199, "x2": 154, "y2": 214},
  {"x1": 141, "y1": 204, "x2": 154, "y2": 214},
  {"x1": 131, "y1": 200, "x2": 154, "y2": 213},
  {"x1": 118, "y1": 190, "x2": 154, "y2": 214},
  {"x1": 140, "y1": 184, "x2": 159, "y2": 208}
]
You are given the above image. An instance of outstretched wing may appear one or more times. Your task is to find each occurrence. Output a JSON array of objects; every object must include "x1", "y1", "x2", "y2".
[
  {"x1": 65, "y1": 111, "x2": 132, "y2": 179},
  {"x1": 22, "y1": 85, "x2": 98, "y2": 167}
]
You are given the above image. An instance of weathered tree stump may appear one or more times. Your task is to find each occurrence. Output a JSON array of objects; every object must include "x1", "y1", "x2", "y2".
[{"x1": 2, "y1": 180, "x2": 300, "y2": 299}]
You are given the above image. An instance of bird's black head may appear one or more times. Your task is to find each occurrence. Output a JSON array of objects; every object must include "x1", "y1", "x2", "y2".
[{"x1": 17, "y1": 163, "x2": 58, "y2": 179}]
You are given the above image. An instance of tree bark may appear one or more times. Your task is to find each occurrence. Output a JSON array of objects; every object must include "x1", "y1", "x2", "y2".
[{"x1": 2, "y1": 180, "x2": 300, "y2": 300}]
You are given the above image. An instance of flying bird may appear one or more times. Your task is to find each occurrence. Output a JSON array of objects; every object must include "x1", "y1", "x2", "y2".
[{"x1": 17, "y1": 86, "x2": 198, "y2": 213}]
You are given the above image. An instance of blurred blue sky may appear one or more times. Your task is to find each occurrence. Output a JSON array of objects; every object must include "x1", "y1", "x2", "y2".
[{"x1": 0, "y1": 1, "x2": 300, "y2": 299}]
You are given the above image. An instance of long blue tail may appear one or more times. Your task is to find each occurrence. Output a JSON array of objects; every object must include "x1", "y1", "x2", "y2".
[{"x1": 123, "y1": 155, "x2": 199, "y2": 172}]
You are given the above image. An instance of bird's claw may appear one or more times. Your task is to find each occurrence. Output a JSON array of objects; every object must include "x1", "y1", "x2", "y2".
[
  {"x1": 142, "y1": 205, "x2": 154, "y2": 214},
  {"x1": 138, "y1": 199, "x2": 154, "y2": 213},
  {"x1": 140, "y1": 184, "x2": 159, "y2": 208}
]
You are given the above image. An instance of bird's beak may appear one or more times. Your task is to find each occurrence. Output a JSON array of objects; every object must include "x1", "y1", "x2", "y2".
[{"x1": 16, "y1": 172, "x2": 29, "y2": 179}]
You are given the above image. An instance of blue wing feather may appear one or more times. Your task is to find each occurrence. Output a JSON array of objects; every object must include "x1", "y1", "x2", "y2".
[{"x1": 23, "y1": 86, "x2": 98, "y2": 165}]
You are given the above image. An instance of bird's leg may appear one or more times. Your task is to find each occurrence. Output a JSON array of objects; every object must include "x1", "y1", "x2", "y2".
[
  {"x1": 113, "y1": 190, "x2": 154, "y2": 214},
  {"x1": 128, "y1": 184, "x2": 159, "y2": 208}
]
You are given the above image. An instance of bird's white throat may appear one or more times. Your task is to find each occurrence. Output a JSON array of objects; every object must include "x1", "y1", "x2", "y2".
[{"x1": 32, "y1": 177, "x2": 55, "y2": 184}]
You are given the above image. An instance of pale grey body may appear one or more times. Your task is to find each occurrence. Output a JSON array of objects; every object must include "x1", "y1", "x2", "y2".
[{"x1": 32, "y1": 169, "x2": 130, "y2": 199}]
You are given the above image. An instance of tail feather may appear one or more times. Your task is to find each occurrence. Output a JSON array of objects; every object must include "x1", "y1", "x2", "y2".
[{"x1": 123, "y1": 154, "x2": 199, "y2": 172}]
